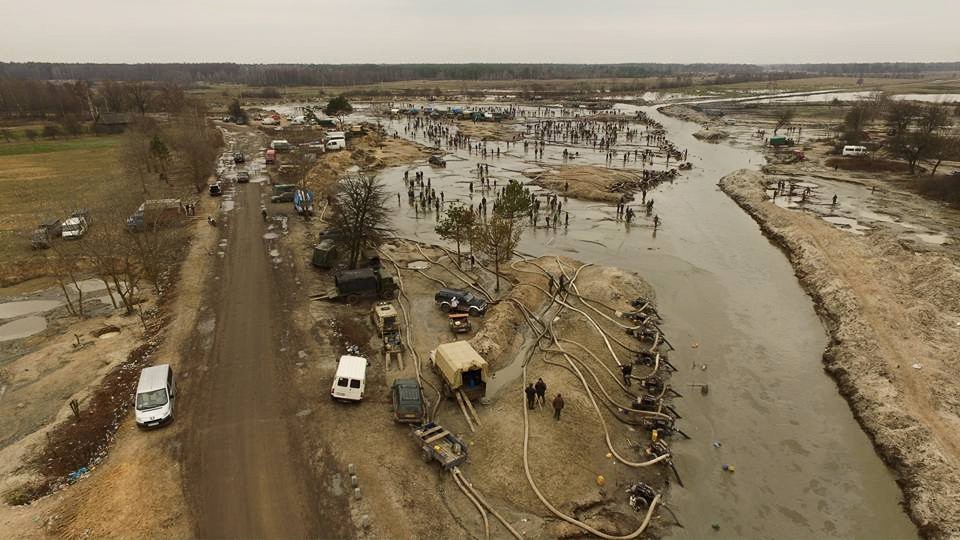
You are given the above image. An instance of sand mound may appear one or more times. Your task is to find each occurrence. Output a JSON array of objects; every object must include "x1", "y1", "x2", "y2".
[
  {"x1": 525, "y1": 165, "x2": 643, "y2": 203},
  {"x1": 693, "y1": 129, "x2": 729, "y2": 142}
]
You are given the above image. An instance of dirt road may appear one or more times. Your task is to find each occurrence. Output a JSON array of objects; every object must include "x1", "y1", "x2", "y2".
[{"x1": 182, "y1": 175, "x2": 321, "y2": 537}]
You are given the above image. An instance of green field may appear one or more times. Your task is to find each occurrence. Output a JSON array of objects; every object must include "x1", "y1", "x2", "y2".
[{"x1": 0, "y1": 135, "x2": 120, "y2": 157}]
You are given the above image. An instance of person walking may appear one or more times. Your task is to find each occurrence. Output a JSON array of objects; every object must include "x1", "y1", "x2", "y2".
[
  {"x1": 534, "y1": 378, "x2": 547, "y2": 407},
  {"x1": 525, "y1": 383, "x2": 537, "y2": 410},
  {"x1": 552, "y1": 393, "x2": 565, "y2": 421},
  {"x1": 620, "y1": 363, "x2": 633, "y2": 386}
]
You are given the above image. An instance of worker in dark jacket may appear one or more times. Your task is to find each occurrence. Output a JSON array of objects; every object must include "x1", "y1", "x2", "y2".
[
  {"x1": 525, "y1": 383, "x2": 537, "y2": 410},
  {"x1": 534, "y1": 378, "x2": 547, "y2": 407},
  {"x1": 621, "y1": 363, "x2": 633, "y2": 386},
  {"x1": 552, "y1": 393, "x2": 565, "y2": 420}
]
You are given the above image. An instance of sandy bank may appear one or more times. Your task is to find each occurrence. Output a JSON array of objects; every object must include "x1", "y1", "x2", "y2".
[
  {"x1": 720, "y1": 169, "x2": 960, "y2": 539},
  {"x1": 524, "y1": 165, "x2": 643, "y2": 203}
]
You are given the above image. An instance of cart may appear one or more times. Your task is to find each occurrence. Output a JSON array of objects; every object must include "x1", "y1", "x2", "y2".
[
  {"x1": 448, "y1": 313, "x2": 471, "y2": 334},
  {"x1": 413, "y1": 422, "x2": 468, "y2": 470}
]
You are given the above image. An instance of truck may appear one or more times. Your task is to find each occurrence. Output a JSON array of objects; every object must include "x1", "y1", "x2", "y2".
[
  {"x1": 127, "y1": 199, "x2": 185, "y2": 232},
  {"x1": 311, "y1": 239, "x2": 337, "y2": 269},
  {"x1": 312, "y1": 267, "x2": 398, "y2": 303},
  {"x1": 270, "y1": 139, "x2": 292, "y2": 152},
  {"x1": 372, "y1": 301, "x2": 403, "y2": 367},
  {"x1": 430, "y1": 341, "x2": 488, "y2": 401},
  {"x1": 31, "y1": 219, "x2": 63, "y2": 249}
]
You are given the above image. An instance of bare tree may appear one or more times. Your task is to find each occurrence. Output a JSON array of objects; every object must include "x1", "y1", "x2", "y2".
[
  {"x1": 773, "y1": 108, "x2": 795, "y2": 135},
  {"x1": 473, "y1": 213, "x2": 523, "y2": 292},
  {"x1": 99, "y1": 80, "x2": 127, "y2": 112},
  {"x1": 889, "y1": 104, "x2": 950, "y2": 174},
  {"x1": 435, "y1": 203, "x2": 477, "y2": 265},
  {"x1": 119, "y1": 117, "x2": 163, "y2": 195},
  {"x1": 327, "y1": 174, "x2": 392, "y2": 269},
  {"x1": 170, "y1": 101, "x2": 220, "y2": 192},
  {"x1": 885, "y1": 101, "x2": 919, "y2": 136},
  {"x1": 157, "y1": 82, "x2": 186, "y2": 114},
  {"x1": 125, "y1": 81, "x2": 153, "y2": 115},
  {"x1": 928, "y1": 135, "x2": 959, "y2": 176}
]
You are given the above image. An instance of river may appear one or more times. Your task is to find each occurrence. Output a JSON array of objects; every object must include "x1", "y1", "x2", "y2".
[{"x1": 335, "y1": 101, "x2": 919, "y2": 538}]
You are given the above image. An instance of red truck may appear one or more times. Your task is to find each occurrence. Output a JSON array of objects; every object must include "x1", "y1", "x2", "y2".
[{"x1": 265, "y1": 148, "x2": 276, "y2": 164}]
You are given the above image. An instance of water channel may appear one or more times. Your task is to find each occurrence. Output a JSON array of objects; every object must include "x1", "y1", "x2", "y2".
[{"x1": 332, "y1": 101, "x2": 919, "y2": 538}]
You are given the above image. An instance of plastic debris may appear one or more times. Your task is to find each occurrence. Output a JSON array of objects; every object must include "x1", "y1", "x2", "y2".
[
  {"x1": 713, "y1": 441, "x2": 722, "y2": 448},
  {"x1": 722, "y1": 464, "x2": 735, "y2": 473},
  {"x1": 911, "y1": 363, "x2": 923, "y2": 370}
]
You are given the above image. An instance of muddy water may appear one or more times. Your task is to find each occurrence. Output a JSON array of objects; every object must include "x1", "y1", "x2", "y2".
[{"x1": 357, "y1": 104, "x2": 917, "y2": 538}]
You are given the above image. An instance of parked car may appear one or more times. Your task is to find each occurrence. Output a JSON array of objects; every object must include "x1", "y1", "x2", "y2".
[
  {"x1": 135, "y1": 364, "x2": 176, "y2": 428},
  {"x1": 233, "y1": 152, "x2": 245, "y2": 164},
  {"x1": 31, "y1": 219, "x2": 63, "y2": 249},
  {"x1": 236, "y1": 171, "x2": 250, "y2": 183},
  {"x1": 435, "y1": 288, "x2": 487, "y2": 315},
  {"x1": 61, "y1": 215, "x2": 88, "y2": 240},
  {"x1": 330, "y1": 355, "x2": 367, "y2": 402},
  {"x1": 391, "y1": 378, "x2": 425, "y2": 423},
  {"x1": 209, "y1": 183, "x2": 223, "y2": 196}
]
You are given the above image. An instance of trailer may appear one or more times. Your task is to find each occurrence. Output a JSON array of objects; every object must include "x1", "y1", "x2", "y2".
[
  {"x1": 413, "y1": 422, "x2": 468, "y2": 470},
  {"x1": 430, "y1": 341, "x2": 488, "y2": 401}
]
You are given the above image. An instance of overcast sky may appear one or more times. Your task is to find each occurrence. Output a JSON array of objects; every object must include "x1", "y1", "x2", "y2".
[{"x1": 1, "y1": 0, "x2": 957, "y2": 64}]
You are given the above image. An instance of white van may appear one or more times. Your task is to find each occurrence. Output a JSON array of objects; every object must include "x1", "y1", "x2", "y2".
[
  {"x1": 135, "y1": 364, "x2": 176, "y2": 428},
  {"x1": 842, "y1": 145, "x2": 867, "y2": 157},
  {"x1": 330, "y1": 355, "x2": 367, "y2": 402},
  {"x1": 325, "y1": 138, "x2": 346, "y2": 151}
]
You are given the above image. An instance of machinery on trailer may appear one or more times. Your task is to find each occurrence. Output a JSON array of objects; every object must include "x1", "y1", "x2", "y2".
[
  {"x1": 413, "y1": 422, "x2": 468, "y2": 470},
  {"x1": 372, "y1": 301, "x2": 403, "y2": 368}
]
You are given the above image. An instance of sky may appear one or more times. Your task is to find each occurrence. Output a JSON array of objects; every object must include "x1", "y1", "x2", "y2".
[{"x1": 1, "y1": 0, "x2": 957, "y2": 64}]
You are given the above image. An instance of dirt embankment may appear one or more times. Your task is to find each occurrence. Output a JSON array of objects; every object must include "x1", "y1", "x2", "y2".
[
  {"x1": 525, "y1": 165, "x2": 643, "y2": 203},
  {"x1": 659, "y1": 104, "x2": 720, "y2": 127},
  {"x1": 720, "y1": 169, "x2": 960, "y2": 538},
  {"x1": 692, "y1": 129, "x2": 730, "y2": 143},
  {"x1": 304, "y1": 132, "x2": 432, "y2": 195}
]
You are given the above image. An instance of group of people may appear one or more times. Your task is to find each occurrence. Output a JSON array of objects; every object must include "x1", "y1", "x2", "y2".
[{"x1": 525, "y1": 377, "x2": 565, "y2": 421}]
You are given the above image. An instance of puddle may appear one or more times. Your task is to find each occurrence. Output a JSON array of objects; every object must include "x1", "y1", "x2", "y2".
[
  {"x1": 221, "y1": 200, "x2": 235, "y2": 212},
  {"x1": 0, "y1": 300, "x2": 62, "y2": 319},
  {"x1": 263, "y1": 232, "x2": 280, "y2": 240},
  {"x1": 98, "y1": 331, "x2": 120, "y2": 340},
  {"x1": 910, "y1": 232, "x2": 950, "y2": 245},
  {"x1": 269, "y1": 249, "x2": 280, "y2": 257},
  {"x1": 823, "y1": 216, "x2": 871, "y2": 235},
  {"x1": 0, "y1": 316, "x2": 47, "y2": 341}
]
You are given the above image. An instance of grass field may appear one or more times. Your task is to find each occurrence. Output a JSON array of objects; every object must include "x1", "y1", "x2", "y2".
[
  {"x1": 0, "y1": 136, "x2": 120, "y2": 157},
  {"x1": 0, "y1": 135, "x2": 124, "y2": 269}
]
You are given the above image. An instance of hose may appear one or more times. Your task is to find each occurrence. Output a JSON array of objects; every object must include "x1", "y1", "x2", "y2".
[
  {"x1": 452, "y1": 466, "x2": 490, "y2": 540},
  {"x1": 453, "y1": 468, "x2": 523, "y2": 540}
]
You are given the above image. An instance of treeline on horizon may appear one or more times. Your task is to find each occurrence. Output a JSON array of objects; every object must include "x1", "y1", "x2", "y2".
[{"x1": 1, "y1": 62, "x2": 957, "y2": 86}]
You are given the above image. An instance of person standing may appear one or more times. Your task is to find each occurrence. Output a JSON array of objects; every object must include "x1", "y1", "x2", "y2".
[
  {"x1": 552, "y1": 393, "x2": 565, "y2": 421},
  {"x1": 525, "y1": 383, "x2": 537, "y2": 410},
  {"x1": 534, "y1": 378, "x2": 547, "y2": 407},
  {"x1": 620, "y1": 363, "x2": 633, "y2": 386}
]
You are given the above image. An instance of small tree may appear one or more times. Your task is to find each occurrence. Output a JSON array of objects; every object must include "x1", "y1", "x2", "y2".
[
  {"x1": 24, "y1": 128, "x2": 38, "y2": 142},
  {"x1": 494, "y1": 180, "x2": 532, "y2": 220},
  {"x1": 61, "y1": 115, "x2": 84, "y2": 137},
  {"x1": 228, "y1": 99, "x2": 247, "y2": 123},
  {"x1": 436, "y1": 203, "x2": 477, "y2": 265},
  {"x1": 773, "y1": 108, "x2": 795, "y2": 135},
  {"x1": 324, "y1": 95, "x2": 353, "y2": 129},
  {"x1": 473, "y1": 214, "x2": 523, "y2": 292},
  {"x1": 42, "y1": 125, "x2": 61, "y2": 139},
  {"x1": 327, "y1": 174, "x2": 392, "y2": 268},
  {"x1": 0, "y1": 128, "x2": 17, "y2": 142},
  {"x1": 885, "y1": 101, "x2": 919, "y2": 137}
]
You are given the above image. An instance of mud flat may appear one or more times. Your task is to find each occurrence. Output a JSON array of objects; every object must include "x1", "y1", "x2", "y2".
[
  {"x1": 524, "y1": 165, "x2": 644, "y2": 203},
  {"x1": 720, "y1": 169, "x2": 960, "y2": 538}
]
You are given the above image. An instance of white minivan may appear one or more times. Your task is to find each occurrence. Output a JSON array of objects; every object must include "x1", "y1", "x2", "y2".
[
  {"x1": 842, "y1": 145, "x2": 867, "y2": 157},
  {"x1": 61, "y1": 216, "x2": 88, "y2": 239},
  {"x1": 330, "y1": 355, "x2": 367, "y2": 402},
  {"x1": 135, "y1": 364, "x2": 176, "y2": 428},
  {"x1": 325, "y1": 138, "x2": 346, "y2": 151}
]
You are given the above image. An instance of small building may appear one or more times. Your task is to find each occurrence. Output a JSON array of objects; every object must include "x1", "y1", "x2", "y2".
[{"x1": 95, "y1": 112, "x2": 131, "y2": 134}]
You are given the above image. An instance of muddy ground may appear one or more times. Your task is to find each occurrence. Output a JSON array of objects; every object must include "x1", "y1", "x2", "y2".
[
  {"x1": 524, "y1": 164, "x2": 645, "y2": 203},
  {"x1": 721, "y1": 169, "x2": 960, "y2": 538}
]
